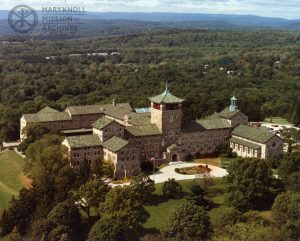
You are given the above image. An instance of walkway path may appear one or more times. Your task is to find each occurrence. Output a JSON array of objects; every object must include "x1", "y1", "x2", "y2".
[
  {"x1": 13, "y1": 148, "x2": 26, "y2": 158},
  {"x1": 149, "y1": 162, "x2": 228, "y2": 184}
]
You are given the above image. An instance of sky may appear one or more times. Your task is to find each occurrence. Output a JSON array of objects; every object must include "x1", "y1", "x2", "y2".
[{"x1": 1, "y1": 0, "x2": 299, "y2": 19}]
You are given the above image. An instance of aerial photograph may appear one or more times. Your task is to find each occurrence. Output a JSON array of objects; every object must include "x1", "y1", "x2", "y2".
[{"x1": 0, "y1": 0, "x2": 299, "y2": 240}]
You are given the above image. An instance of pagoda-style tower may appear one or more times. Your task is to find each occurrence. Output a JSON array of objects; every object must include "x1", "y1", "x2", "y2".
[{"x1": 149, "y1": 86, "x2": 184, "y2": 136}]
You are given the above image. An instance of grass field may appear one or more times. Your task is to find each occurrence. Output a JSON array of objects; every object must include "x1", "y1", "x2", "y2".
[
  {"x1": 264, "y1": 117, "x2": 291, "y2": 125},
  {"x1": 194, "y1": 157, "x2": 221, "y2": 167},
  {"x1": 144, "y1": 178, "x2": 226, "y2": 230},
  {"x1": 0, "y1": 150, "x2": 29, "y2": 213}
]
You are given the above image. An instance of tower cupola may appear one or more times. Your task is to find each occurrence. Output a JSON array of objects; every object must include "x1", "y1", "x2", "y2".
[{"x1": 229, "y1": 96, "x2": 238, "y2": 112}]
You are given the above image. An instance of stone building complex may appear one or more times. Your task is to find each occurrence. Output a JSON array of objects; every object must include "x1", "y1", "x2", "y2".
[{"x1": 21, "y1": 87, "x2": 283, "y2": 178}]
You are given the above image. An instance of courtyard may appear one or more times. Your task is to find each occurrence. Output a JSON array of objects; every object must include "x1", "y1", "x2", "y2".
[{"x1": 149, "y1": 161, "x2": 228, "y2": 184}]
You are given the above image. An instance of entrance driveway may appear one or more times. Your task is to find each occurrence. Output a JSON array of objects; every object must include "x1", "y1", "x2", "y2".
[{"x1": 149, "y1": 162, "x2": 228, "y2": 184}]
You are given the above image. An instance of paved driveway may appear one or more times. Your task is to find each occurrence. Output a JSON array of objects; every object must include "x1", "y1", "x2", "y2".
[{"x1": 149, "y1": 162, "x2": 228, "y2": 184}]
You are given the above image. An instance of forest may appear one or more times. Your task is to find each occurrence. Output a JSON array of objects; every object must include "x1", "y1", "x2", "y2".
[
  {"x1": 0, "y1": 29, "x2": 300, "y2": 142},
  {"x1": 0, "y1": 26, "x2": 300, "y2": 241}
]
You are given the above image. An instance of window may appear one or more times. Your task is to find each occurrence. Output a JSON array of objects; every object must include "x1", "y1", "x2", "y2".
[{"x1": 272, "y1": 142, "x2": 276, "y2": 148}]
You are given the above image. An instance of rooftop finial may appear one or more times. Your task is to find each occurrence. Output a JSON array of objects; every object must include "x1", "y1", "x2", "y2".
[{"x1": 163, "y1": 81, "x2": 169, "y2": 94}]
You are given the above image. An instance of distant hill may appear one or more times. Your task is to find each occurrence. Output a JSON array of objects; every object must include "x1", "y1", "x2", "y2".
[{"x1": 0, "y1": 11, "x2": 299, "y2": 36}]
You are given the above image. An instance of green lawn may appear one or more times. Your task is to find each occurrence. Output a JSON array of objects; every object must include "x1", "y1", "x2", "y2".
[
  {"x1": 264, "y1": 117, "x2": 291, "y2": 125},
  {"x1": 0, "y1": 150, "x2": 28, "y2": 213},
  {"x1": 194, "y1": 157, "x2": 221, "y2": 167},
  {"x1": 220, "y1": 156, "x2": 234, "y2": 169},
  {"x1": 144, "y1": 178, "x2": 226, "y2": 230}
]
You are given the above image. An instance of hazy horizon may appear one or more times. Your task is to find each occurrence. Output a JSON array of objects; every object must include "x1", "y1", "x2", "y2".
[{"x1": 0, "y1": 0, "x2": 299, "y2": 20}]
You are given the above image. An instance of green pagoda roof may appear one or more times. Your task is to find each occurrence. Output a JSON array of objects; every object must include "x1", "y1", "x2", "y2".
[
  {"x1": 102, "y1": 136, "x2": 129, "y2": 153},
  {"x1": 232, "y1": 125, "x2": 276, "y2": 144},
  {"x1": 149, "y1": 86, "x2": 184, "y2": 104},
  {"x1": 229, "y1": 136, "x2": 261, "y2": 150},
  {"x1": 92, "y1": 117, "x2": 114, "y2": 130},
  {"x1": 125, "y1": 124, "x2": 162, "y2": 137},
  {"x1": 65, "y1": 135, "x2": 102, "y2": 148}
]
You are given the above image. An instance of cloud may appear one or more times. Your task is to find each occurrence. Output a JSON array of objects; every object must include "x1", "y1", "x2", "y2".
[{"x1": 0, "y1": 0, "x2": 299, "y2": 19}]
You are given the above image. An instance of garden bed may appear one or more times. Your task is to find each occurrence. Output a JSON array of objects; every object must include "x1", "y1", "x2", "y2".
[{"x1": 175, "y1": 165, "x2": 211, "y2": 175}]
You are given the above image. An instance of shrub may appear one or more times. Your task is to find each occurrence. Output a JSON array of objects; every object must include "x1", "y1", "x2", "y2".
[{"x1": 162, "y1": 178, "x2": 183, "y2": 199}]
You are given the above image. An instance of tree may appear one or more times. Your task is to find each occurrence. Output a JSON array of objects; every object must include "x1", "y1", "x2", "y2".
[
  {"x1": 28, "y1": 219, "x2": 55, "y2": 241},
  {"x1": 272, "y1": 191, "x2": 300, "y2": 225},
  {"x1": 76, "y1": 178, "x2": 110, "y2": 217},
  {"x1": 25, "y1": 135, "x2": 75, "y2": 202},
  {"x1": 225, "y1": 158, "x2": 283, "y2": 211},
  {"x1": 278, "y1": 152, "x2": 300, "y2": 179},
  {"x1": 164, "y1": 203, "x2": 212, "y2": 241},
  {"x1": 283, "y1": 220, "x2": 299, "y2": 241},
  {"x1": 88, "y1": 217, "x2": 123, "y2": 241},
  {"x1": 1, "y1": 228, "x2": 22, "y2": 241},
  {"x1": 48, "y1": 225, "x2": 72, "y2": 241},
  {"x1": 130, "y1": 173, "x2": 155, "y2": 203},
  {"x1": 139, "y1": 233, "x2": 165, "y2": 241},
  {"x1": 99, "y1": 186, "x2": 148, "y2": 230},
  {"x1": 76, "y1": 160, "x2": 92, "y2": 186},
  {"x1": 214, "y1": 207, "x2": 243, "y2": 228},
  {"x1": 284, "y1": 171, "x2": 300, "y2": 192},
  {"x1": 0, "y1": 188, "x2": 36, "y2": 236},
  {"x1": 47, "y1": 200, "x2": 82, "y2": 232},
  {"x1": 187, "y1": 183, "x2": 210, "y2": 208},
  {"x1": 280, "y1": 128, "x2": 300, "y2": 152},
  {"x1": 102, "y1": 160, "x2": 115, "y2": 178},
  {"x1": 162, "y1": 178, "x2": 183, "y2": 199},
  {"x1": 212, "y1": 222, "x2": 282, "y2": 241},
  {"x1": 19, "y1": 123, "x2": 50, "y2": 152}
]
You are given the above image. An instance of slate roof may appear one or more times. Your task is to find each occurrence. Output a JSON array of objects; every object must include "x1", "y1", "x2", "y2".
[
  {"x1": 149, "y1": 87, "x2": 184, "y2": 104},
  {"x1": 23, "y1": 112, "x2": 71, "y2": 123},
  {"x1": 66, "y1": 103, "x2": 132, "y2": 118},
  {"x1": 65, "y1": 134, "x2": 102, "y2": 148},
  {"x1": 67, "y1": 105, "x2": 103, "y2": 115},
  {"x1": 125, "y1": 124, "x2": 162, "y2": 137},
  {"x1": 102, "y1": 136, "x2": 129, "y2": 152},
  {"x1": 24, "y1": 103, "x2": 133, "y2": 123},
  {"x1": 92, "y1": 117, "x2": 114, "y2": 130},
  {"x1": 181, "y1": 120, "x2": 205, "y2": 132},
  {"x1": 126, "y1": 112, "x2": 151, "y2": 126},
  {"x1": 229, "y1": 136, "x2": 261, "y2": 150},
  {"x1": 102, "y1": 103, "x2": 133, "y2": 120},
  {"x1": 38, "y1": 106, "x2": 59, "y2": 113},
  {"x1": 197, "y1": 118, "x2": 231, "y2": 130},
  {"x1": 218, "y1": 107, "x2": 241, "y2": 119},
  {"x1": 61, "y1": 128, "x2": 93, "y2": 134},
  {"x1": 232, "y1": 125, "x2": 276, "y2": 144}
]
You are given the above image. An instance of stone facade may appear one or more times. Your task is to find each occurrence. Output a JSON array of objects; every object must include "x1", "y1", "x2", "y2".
[
  {"x1": 21, "y1": 88, "x2": 283, "y2": 178},
  {"x1": 103, "y1": 145, "x2": 141, "y2": 178}
]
